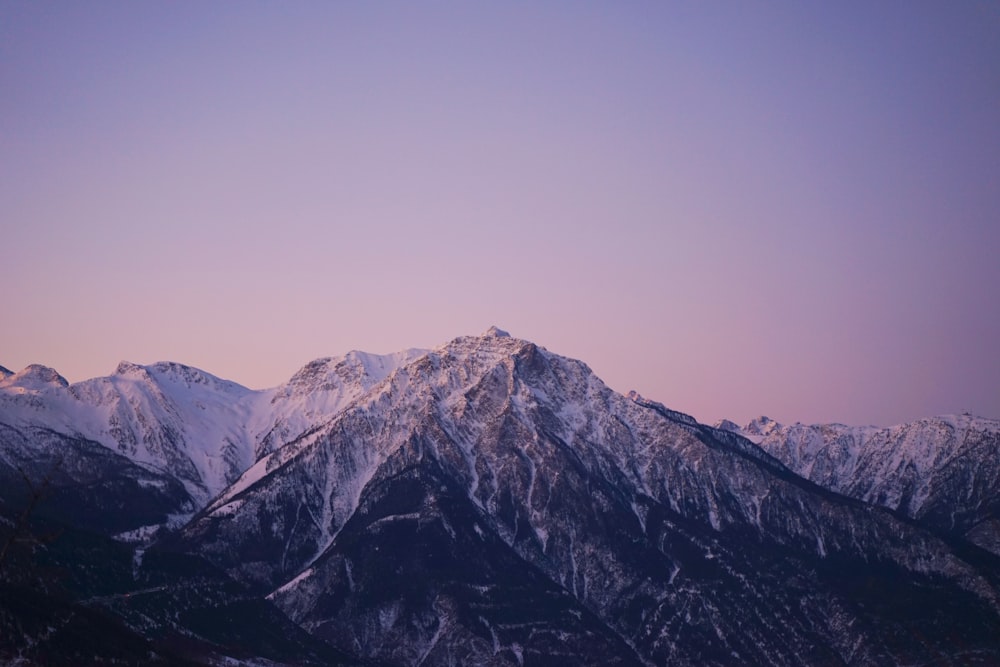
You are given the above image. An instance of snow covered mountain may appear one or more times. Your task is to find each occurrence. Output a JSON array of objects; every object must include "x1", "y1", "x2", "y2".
[
  {"x1": 0, "y1": 349, "x2": 426, "y2": 512},
  {"x1": 251, "y1": 348, "x2": 428, "y2": 461},
  {"x1": 3, "y1": 329, "x2": 1000, "y2": 665},
  {"x1": 724, "y1": 415, "x2": 1000, "y2": 556},
  {"x1": 0, "y1": 361, "x2": 254, "y2": 509}
]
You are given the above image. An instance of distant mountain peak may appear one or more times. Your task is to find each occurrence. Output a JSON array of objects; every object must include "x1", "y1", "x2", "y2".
[
  {"x1": 1, "y1": 363, "x2": 69, "y2": 389},
  {"x1": 713, "y1": 418, "x2": 742, "y2": 433},
  {"x1": 750, "y1": 413, "x2": 1000, "y2": 556},
  {"x1": 114, "y1": 360, "x2": 147, "y2": 376},
  {"x1": 149, "y1": 360, "x2": 204, "y2": 377},
  {"x1": 283, "y1": 349, "x2": 428, "y2": 396},
  {"x1": 145, "y1": 361, "x2": 250, "y2": 394},
  {"x1": 484, "y1": 325, "x2": 511, "y2": 338},
  {"x1": 744, "y1": 415, "x2": 781, "y2": 435}
]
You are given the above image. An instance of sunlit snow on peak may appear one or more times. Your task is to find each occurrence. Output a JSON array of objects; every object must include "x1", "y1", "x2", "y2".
[
  {"x1": 0, "y1": 363, "x2": 69, "y2": 390},
  {"x1": 484, "y1": 325, "x2": 511, "y2": 338}
]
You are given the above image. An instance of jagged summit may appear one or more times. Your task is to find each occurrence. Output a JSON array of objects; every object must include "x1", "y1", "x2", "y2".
[
  {"x1": 736, "y1": 412, "x2": 1000, "y2": 556},
  {"x1": 113, "y1": 360, "x2": 249, "y2": 392},
  {"x1": 713, "y1": 418, "x2": 742, "y2": 433},
  {"x1": 743, "y1": 415, "x2": 780, "y2": 435},
  {"x1": 3, "y1": 330, "x2": 1000, "y2": 665},
  {"x1": 484, "y1": 325, "x2": 511, "y2": 338},
  {"x1": 0, "y1": 364, "x2": 12, "y2": 379},
  {"x1": 145, "y1": 361, "x2": 252, "y2": 395},
  {"x1": 114, "y1": 360, "x2": 145, "y2": 376},
  {"x1": 0, "y1": 363, "x2": 69, "y2": 389},
  {"x1": 277, "y1": 349, "x2": 428, "y2": 402},
  {"x1": 432, "y1": 328, "x2": 539, "y2": 371}
]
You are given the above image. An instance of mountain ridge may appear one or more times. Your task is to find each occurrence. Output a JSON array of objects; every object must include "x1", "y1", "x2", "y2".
[
  {"x1": 3, "y1": 328, "x2": 1000, "y2": 665},
  {"x1": 726, "y1": 413, "x2": 1000, "y2": 557}
]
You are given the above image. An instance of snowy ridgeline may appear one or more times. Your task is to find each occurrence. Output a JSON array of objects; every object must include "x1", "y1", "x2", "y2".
[
  {"x1": 2, "y1": 327, "x2": 1000, "y2": 666},
  {"x1": 717, "y1": 413, "x2": 1000, "y2": 554},
  {"x1": 0, "y1": 348, "x2": 429, "y2": 505}
]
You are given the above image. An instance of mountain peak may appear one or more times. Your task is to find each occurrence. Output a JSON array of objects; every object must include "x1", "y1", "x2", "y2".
[
  {"x1": 2, "y1": 363, "x2": 69, "y2": 389},
  {"x1": 114, "y1": 360, "x2": 147, "y2": 376},
  {"x1": 4, "y1": 332, "x2": 1000, "y2": 665},
  {"x1": 484, "y1": 325, "x2": 511, "y2": 338},
  {"x1": 714, "y1": 418, "x2": 743, "y2": 433},
  {"x1": 278, "y1": 349, "x2": 429, "y2": 402},
  {"x1": 341, "y1": 349, "x2": 429, "y2": 384},
  {"x1": 439, "y1": 328, "x2": 534, "y2": 362},
  {"x1": 0, "y1": 364, "x2": 12, "y2": 380},
  {"x1": 146, "y1": 361, "x2": 248, "y2": 392},
  {"x1": 744, "y1": 415, "x2": 781, "y2": 435}
]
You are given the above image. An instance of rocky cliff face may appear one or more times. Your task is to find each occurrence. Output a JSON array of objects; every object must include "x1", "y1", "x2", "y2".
[
  {"x1": 3, "y1": 330, "x2": 1000, "y2": 665},
  {"x1": 0, "y1": 360, "x2": 255, "y2": 506},
  {"x1": 0, "y1": 350, "x2": 426, "y2": 512},
  {"x1": 733, "y1": 414, "x2": 1000, "y2": 555}
]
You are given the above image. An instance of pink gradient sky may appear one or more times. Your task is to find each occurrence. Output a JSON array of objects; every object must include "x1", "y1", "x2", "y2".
[{"x1": 2, "y1": 3, "x2": 999, "y2": 427}]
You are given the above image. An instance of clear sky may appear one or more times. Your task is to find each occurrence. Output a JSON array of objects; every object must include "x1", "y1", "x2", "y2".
[{"x1": 2, "y1": 2, "x2": 998, "y2": 427}]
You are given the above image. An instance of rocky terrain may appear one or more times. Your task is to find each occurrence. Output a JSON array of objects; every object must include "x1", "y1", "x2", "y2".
[
  {"x1": 721, "y1": 414, "x2": 1000, "y2": 556},
  {"x1": 2, "y1": 328, "x2": 999, "y2": 665}
]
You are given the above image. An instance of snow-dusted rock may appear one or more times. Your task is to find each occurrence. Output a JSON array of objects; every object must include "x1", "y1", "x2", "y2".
[
  {"x1": 3, "y1": 328, "x2": 1000, "y2": 665},
  {"x1": 741, "y1": 414, "x2": 1000, "y2": 554}
]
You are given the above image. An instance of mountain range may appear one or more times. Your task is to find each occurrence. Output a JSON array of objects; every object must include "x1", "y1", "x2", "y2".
[
  {"x1": 2, "y1": 327, "x2": 998, "y2": 665},
  {"x1": 720, "y1": 414, "x2": 1000, "y2": 558}
]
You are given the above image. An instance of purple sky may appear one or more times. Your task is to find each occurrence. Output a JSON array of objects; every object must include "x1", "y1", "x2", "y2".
[{"x1": 2, "y1": 3, "x2": 999, "y2": 427}]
